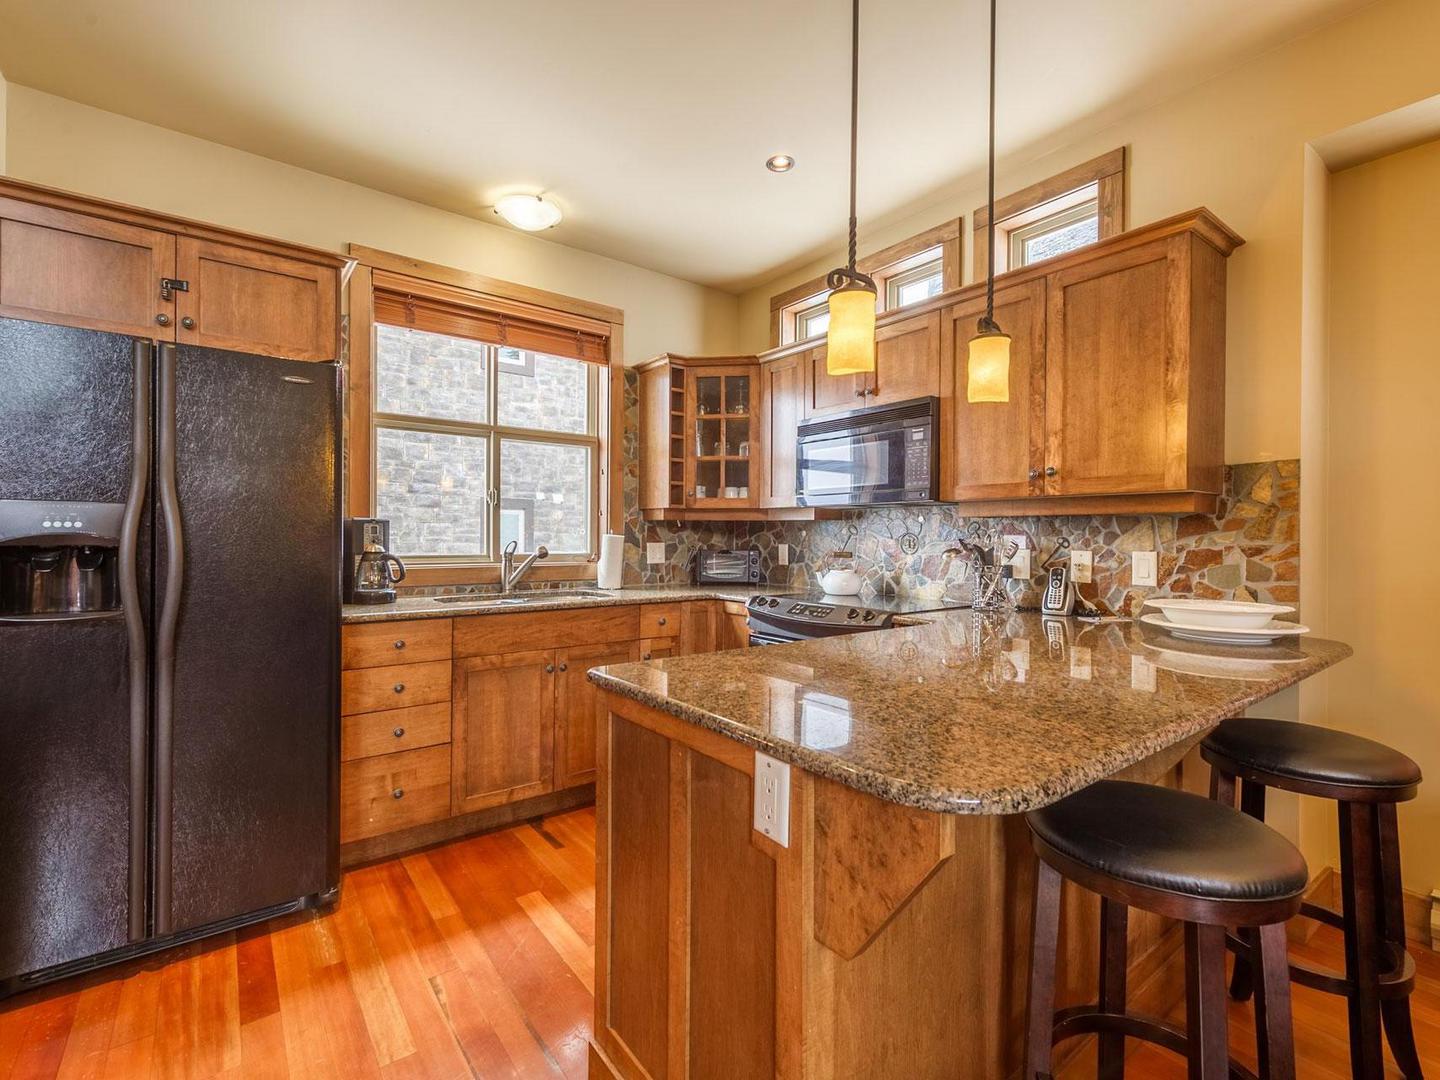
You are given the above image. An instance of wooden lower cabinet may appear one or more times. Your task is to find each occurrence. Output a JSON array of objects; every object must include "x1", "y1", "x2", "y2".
[
  {"x1": 638, "y1": 637, "x2": 676, "y2": 662},
  {"x1": 716, "y1": 601, "x2": 751, "y2": 650},
  {"x1": 452, "y1": 649, "x2": 556, "y2": 814},
  {"x1": 340, "y1": 745, "x2": 451, "y2": 843},
  {"x1": 555, "y1": 641, "x2": 640, "y2": 789}
]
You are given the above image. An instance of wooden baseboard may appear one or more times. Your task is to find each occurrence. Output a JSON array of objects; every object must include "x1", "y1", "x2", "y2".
[{"x1": 339, "y1": 784, "x2": 595, "y2": 867}]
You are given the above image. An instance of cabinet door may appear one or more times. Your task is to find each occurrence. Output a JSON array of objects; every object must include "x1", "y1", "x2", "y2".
[
  {"x1": 805, "y1": 343, "x2": 867, "y2": 417},
  {"x1": 941, "y1": 280, "x2": 1047, "y2": 501},
  {"x1": 759, "y1": 355, "x2": 803, "y2": 507},
  {"x1": 175, "y1": 238, "x2": 338, "y2": 362},
  {"x1": 452, "y1": 649, "x2": 555, "y2": 814},
  {"x1": 639, "y1": 363, "x2": 682, "y2": 511},
  {"x1": 715, "y1": 602, "x2": 752, "y2": 651},
  {"x1": 0, "y1": 197, "x2": 176, "y2": 338},
  {"x1": 679, "y1": 600, "x2": 717, "y2": 655},
  {"x1": 869, "y1": 309, "x2": 940, "y2": 406},
  {"x1": 687, "y1": 365, "x2": 758, "y2": 508},
  {"x1": 638, "y1": 638, "x2": 676, "y2": 662},
  {"x1": 555, "y1": 641, "x2": 638, "y2": 789},
  {"x1": 1044, "y1": 238, "x2": 1184, "y2": 495}
]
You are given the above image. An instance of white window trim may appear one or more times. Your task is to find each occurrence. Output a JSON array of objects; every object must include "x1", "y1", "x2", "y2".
[
  {"x1": 779, "y1": 242, "x2": 947, "y2": 346},
  {"x1": 996, "y1": 184, "x2": 1100, "y2": 273}
]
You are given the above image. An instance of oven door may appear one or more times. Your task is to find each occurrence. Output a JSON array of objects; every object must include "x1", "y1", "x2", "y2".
[{"x1": 795, "y1": 398, "x2": 937, "y2": 506}]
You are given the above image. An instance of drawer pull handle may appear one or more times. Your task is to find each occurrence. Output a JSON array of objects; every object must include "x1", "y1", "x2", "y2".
[
  {"x1": 393, "y1": 682, "x2": 405, "y2": 694},
  {"x1": 392, "y1": 788, "x2": 404, "y2": 800},
  {"x1": 392, "y1": 727, "x2": 405, "y2": 739},
  {"x1": 657, "y1": 617, "x2": 668, "y2": 626},
  {"x1": 394, "y1": 639, "x2": 406, "y2": 650}
]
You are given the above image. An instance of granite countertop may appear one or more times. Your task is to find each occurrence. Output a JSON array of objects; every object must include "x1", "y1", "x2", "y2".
[
  {"x1": 588, "y1": 611, "x2": 1352, "y2": 816},
  {"x1": 342, "y1": 584, "x2": 784, "y2": 624}
]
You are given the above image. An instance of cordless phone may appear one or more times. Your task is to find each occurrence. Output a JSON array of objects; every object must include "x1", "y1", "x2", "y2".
[{"x1": 1041, "y1": 564, "x2": 1075, "y2": 617}]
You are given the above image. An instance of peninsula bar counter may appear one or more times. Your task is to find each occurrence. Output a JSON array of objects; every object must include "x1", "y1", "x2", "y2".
[{"x1": 584, "y1": 611, "x2": 1350, "y2": 1080}]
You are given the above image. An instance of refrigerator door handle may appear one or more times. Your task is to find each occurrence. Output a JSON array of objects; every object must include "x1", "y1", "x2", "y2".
[
  {"x1": 154, "y1": 342, "x2": 183, "y2": 936},
  {"x1": 120, "y1": 340, "x2": 153, "y2": 944}
]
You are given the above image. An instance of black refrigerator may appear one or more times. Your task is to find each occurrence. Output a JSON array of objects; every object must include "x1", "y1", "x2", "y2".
[{"x1": 0, "y1": 316, "x2": 340, "y2": 995}]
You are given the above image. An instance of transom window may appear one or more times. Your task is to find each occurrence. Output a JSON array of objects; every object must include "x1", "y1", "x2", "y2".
[
  {"x1": 884, "y1": 255, "x2": 945, "y2": 308},
  {"x1": 1007, "y1": 195, "x2": 1100, "y2": 269},
  {"x1": 372, "y1": 323, "x2": 599, "y2": 561},
  {"x1": 780, "y1": 245, "x2": 947, "y2": 345}
]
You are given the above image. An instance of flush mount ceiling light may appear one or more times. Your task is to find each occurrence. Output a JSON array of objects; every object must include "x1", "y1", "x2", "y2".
[
  {"x1": 766, "y1": 154, "x2": 796, "y2": 173},
  {"x1": 494, "y1": 193, "x2": 563, "y2": 232},
  {"x1": 967, "y1": 0, "x2": 1011, "y2": 404},
  {"x1": 824, "y1": 0, "x2": 877, "y2": 378}
]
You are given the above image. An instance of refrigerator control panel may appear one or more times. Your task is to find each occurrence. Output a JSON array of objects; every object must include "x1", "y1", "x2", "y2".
[{"x1": 0, "y1": 499, "x2": 126, "y2": 546}]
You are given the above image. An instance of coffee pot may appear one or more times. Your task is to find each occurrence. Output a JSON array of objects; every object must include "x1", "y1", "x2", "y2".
[{"x1": 344, "y1": 518, "x2": 406, "y2": 605}]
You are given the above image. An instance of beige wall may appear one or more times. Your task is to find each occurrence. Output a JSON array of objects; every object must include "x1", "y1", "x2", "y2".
[
  {"x1": 1, "y1": 86, "x2": 738, "y2": 365},
  {"x1": 0, "y1": 65, "x2": 8, "y2": 174},
  {"x1": 737, "y1": 0, "x2": 1440, "y2": 467},
  {"x1": 1327, "y1": 138, "x2": 1440, "y2": 895}
]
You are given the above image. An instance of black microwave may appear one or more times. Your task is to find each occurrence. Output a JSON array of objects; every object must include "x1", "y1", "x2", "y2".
[{"x1": 796, "y1": 397, "x2": 940, "y2": 506}]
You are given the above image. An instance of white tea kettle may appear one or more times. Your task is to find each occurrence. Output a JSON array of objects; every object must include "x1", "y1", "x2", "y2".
[{"x1": 818, "y1": 550, "x2": 863, "y2": 595}]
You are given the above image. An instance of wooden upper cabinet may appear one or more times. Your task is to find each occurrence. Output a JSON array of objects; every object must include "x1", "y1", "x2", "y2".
[
  {"x1": 639, "y1": 362, "x2": 683, "y2": 512},
  {"x1": 1043, "y1": 234, "x2": 1224, "y2": 496},
  {"x1": 452, "y1": 649, "x2": 555, "y2": 815},
  {"x1": 941, "y1": 280, "x2": 1046, "y2": 501},
  {"x1": 759, "y1": 355, "x2": 802, "y2": 507},
  {"x1": 554, "y1": 640, "x2": 638, "y2": 789},
  {"x1": 0, "y1": 197, "x2": 177, "y2": 339},
  {"x1": 870, "y1": 309, "x2": 940, "y2": 406},
  {"x1": 686, "y1": 363, "x2": 758, "y2": 509},
  {"x1": 804, "y1": 343, "x2": 866, "y2": 418},
  {"x1": 176, "y1": 238, "x2": 338, "y2": 362}
]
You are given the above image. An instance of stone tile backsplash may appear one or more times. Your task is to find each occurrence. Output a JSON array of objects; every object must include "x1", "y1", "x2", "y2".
[{"x1": 620, "y1": 370, "x2": 1300, "y2": 615}]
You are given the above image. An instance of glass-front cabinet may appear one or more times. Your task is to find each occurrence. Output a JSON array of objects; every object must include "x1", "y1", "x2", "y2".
[{"x1": 686, "y1": 364, "x2": 757, "y2": 509}]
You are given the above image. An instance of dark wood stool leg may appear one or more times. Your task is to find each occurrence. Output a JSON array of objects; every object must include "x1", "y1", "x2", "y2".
[
  {"x1": 1228, "y1": 779, "x2": 1267, "y2": 1004},
  {"x1": 1252, "y1": 921, "x2": 1297, "y2": 1080},
  {"x1": 1339, "y1": 800, "x2": 1385, "y2": 1079},
  {"x1": 1209, "y1": 763, "x2": 1236, "y2": 807},
  {"x1": 1377, "y1": 802, "x2": 1425, "y2": 1079},
  {"x1": 1025, "y1": 860, "x2": 1063, "y2": 1080},
  {"x1": 1185, "y1": 922, "x2": 1231, "y2": 1080},
  {"x1": 1097, "y1": 897, "x2": 1129, "y2": 1079}
]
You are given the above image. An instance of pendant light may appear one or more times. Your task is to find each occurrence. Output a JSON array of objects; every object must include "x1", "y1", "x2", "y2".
[
  {"x1": 967, "y1": 0, "x2": 1011, "y2": 403},
  {"x1": 824, "y1": 0, "x2": 877, "y2": 377}
]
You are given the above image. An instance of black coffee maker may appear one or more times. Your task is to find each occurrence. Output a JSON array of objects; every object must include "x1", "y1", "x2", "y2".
[{"x1": 343, "y1": 518, "x2": 406, "y2": 605}]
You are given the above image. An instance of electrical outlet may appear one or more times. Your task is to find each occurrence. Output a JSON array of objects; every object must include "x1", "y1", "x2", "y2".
[
  {"x1": 778, "y1": 543, "x2": 790, "y2": 566},
  {"x1": 1131, "y1": 550, "x2": 1158, "y2": 587},
  {"x1": 1009, "y1": 548, "x2": 1031, "y2": 578},
  {"x1": 646, "y1": 542, "x2": 665, "y2": 565},
  {"x1": 1071, "y1": 549, "x2": 1093, "y2": 584},
  {"x1": 753, "y1": 753, "x2": 791, "y2": 847}
]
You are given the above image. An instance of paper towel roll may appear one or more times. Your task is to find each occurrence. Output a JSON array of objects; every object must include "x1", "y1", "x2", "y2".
[{"x1": 597, "y1": 533, "x2": 624, "y2": 590}]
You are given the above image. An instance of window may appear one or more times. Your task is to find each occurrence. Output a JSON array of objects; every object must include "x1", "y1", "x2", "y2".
[
  {"x1": 884, "y1": 255, "x2": 945, "y2": 308},
  {"x1": 795, "y1": 300, "x2": 831, "y2": 341},
  {"x1": 372, "y1": 322, "x2": 599, "y2": 562},
  {"x1": 1008, "y1": 196, "x2": 1100, "y2": 268}
]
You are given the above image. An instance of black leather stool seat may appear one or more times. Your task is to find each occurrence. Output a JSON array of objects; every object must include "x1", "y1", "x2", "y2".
[
  {"x1": 1028, "y1": 780, "x2": 1308, "y2": 904},
  {"x1": 1204, "y1": 716, "x2": 1422, "y2": 791}
]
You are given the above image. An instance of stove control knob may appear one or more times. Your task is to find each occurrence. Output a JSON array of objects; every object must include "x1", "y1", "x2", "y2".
[
  {"x1": 768, "y1": 597, "x2": 780, "y2": 607},
  {"x1": 846, "y1": 609, "x2": 859, "y2": 619},
  {"x1": 862, "y1": 611, "x2": 877, "y2": 622}
]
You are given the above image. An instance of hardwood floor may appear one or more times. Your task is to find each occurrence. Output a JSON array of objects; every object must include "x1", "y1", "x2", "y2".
[{"x1": 0, "y1": 805, "x2": 1435, "y2": 1078}]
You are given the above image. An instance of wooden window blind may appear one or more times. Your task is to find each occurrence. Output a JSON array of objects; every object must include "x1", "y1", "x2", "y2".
[{"x1": 372, "y1": 273, "x2": 610, "y2": 365}]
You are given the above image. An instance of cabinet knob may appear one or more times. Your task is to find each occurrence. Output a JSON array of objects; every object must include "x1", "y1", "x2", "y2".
[
  {"x1": 1028, "y1": 468, "x2": 1041, "y2": 481},
  {"x1": 392, "y1": 727, "x2": 405, "y2": 739},
  {"x1": 545, "y1": 664, "x2": 555, "y2": 674},
  {"x1": 855, "y1": 389, "x2": 866, "y2": 398},
  {"x1": 391, "y1": 788, "x2": 404, "y2": 800},
  {"x1": 394, "y1": 639, "x2": 406, "y2": 650},
  {"x1": 559, "y1": 662, "x2": 568, "y2": 672},
  {"x1": 180, "y1": 316, "x2": 196, "y2": 331},
  {"x1": 155, "y1": 313, "x2": 172, "y2": 327},
  {"x1": 1045, "y1": 466, "x2": 1058, "y2": 478},
  {"x1": 657, "y1": 617, "x2": 668, "y2": 626},
  {"x1": 393, "y1": 682, "x2": 405, "y2": 694},
  {"x1": 643, "y1": 652, "x2": 652, "y2": 660}
]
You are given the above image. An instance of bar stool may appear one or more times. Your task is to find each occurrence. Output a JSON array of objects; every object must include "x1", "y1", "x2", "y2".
[
  {"x1": 1025, "y1": 779, "x2": 1307, "y2": 1080},
  {"x1": 1203, "y1": 716, "x2": 1424, "y2": 1079}
]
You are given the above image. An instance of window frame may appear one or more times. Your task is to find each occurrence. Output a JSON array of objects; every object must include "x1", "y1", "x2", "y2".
[
  {"x1": 346, "y1": 246, "x2": 624, "y2": 587},
  {"x1": 372, "y1": 334, "x2": 602, "y2": 564},
  {"x1": 1006, "y1": 194, "x2": 1101, "y2": 269}
]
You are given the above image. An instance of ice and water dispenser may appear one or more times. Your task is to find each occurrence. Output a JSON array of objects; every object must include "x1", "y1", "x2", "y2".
[{"x1": 0, "y1": 500, "x2": 126, "y2": 620}]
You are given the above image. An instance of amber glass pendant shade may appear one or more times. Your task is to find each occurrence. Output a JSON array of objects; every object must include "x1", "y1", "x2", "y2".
[
  {"x1": 826, "y1": 282, "x2": 877, "y2": 376},
  {"x1": 967, "y1": 328, "x2": 1011, "y2": 403}
]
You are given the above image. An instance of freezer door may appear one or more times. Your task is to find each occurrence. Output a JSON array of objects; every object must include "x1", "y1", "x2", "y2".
[
  {"x1": 0, "y1": 319, "x2": 151, "y2": 986},
  {"x1": 154, "y1": 345, "x2": 339, "y2": 935}
]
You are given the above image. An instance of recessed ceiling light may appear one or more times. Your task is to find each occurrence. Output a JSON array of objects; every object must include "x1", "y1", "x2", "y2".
[
  {"x1": 766, "y1": 154, "x2": 796, "y2": 173},
  {"x1": 494, "y1": 193, "x2": 563, "y2": 231}
]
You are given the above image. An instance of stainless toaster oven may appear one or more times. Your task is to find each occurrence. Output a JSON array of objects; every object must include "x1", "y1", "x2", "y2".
[{"x1": 694, "y1": 548, "x2": 761, "y2": 585}]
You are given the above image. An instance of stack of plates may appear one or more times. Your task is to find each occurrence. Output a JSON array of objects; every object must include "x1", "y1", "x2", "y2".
[{"x1": 1141, "y1": 598, "x2": 1309, "y2": 646}]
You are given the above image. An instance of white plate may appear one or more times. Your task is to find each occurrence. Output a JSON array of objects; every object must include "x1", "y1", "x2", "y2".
[
  {"x1": 1139, "y1": 612, "x2": 1310, "y2": 645},
  {"x1": 1144, "y1": 597, "x2": 1294, "y2": 630}
]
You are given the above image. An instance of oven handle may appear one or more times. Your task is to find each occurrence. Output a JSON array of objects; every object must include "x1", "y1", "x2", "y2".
[{"x1": 748, "y1": 631, "x2": 793, "y2": 647}]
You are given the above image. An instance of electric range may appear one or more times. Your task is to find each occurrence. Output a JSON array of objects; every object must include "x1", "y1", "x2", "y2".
[{"x1": 745, "y1": 592, "x2": 968, "y2": 645}]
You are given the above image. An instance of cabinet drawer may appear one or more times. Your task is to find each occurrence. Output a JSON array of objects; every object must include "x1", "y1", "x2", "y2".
[
  {"x1": 342, "y1": 618, "x2": 451, "y2": 669},
  {"x1": 340, "y1": 745, "x2": 451, "y2": 842},
  {"x1": 639, "y1": 603, "x2": 681, "y2": 639},
  {"x1": 341, "y1": 660, "x2": 451, "y2": 715},
  {"x1": 342, "y1": 701, "x2": 451, "y2": 761}
]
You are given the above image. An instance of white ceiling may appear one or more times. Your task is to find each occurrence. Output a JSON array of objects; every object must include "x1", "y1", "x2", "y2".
[{"x1": 0, "y1": 0, "x2": 1366, "y2": 291}]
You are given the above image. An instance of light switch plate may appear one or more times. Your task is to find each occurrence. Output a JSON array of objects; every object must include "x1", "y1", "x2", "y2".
[
  {"x1": 1009, "y1": 548, "x2": 1031, "y2": 578},
  {"x1": 1131, "y1": 550, "x2": 1158, "y2": 587},
  {"x1": 1071, "y1": 549, "x2": 1093, "y2": 584},
  {"x1": 753, "y1": 752, "x2": 791, "y2": 847},
  {"x1": 646, "y1": 542, "x2": 665, "y2": 565},
  {"x1": 778, "y1": 543, "x2": 790, "y2": 566}
]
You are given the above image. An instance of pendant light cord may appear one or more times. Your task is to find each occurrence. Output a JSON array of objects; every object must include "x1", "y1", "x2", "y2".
[
  {"x1": 847, "y1": 0, "x2": 860, "y2": 272},
  {"x1": 983, "y1": 0, "x2": 998, "y2": 331}
]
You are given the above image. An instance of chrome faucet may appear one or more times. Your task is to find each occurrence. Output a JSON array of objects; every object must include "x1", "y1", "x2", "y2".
[{"x1": 501, "y1": 540, "x2": 549, "y2": 593}]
